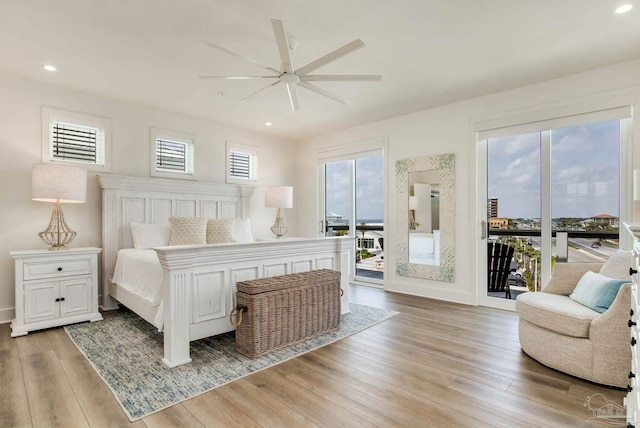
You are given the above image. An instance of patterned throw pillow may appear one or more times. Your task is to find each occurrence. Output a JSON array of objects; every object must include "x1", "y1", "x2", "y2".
[
  {"x1": 206, "y1": 219, "x2": 236, "y2": 244},
  {"x1": 169, "y1": 217, "x2": 207, "y2": 245}
]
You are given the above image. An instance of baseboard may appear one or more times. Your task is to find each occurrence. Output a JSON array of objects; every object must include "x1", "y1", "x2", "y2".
[{"x1": 0, "y1": 306, "x2": 15, "y2": 324}]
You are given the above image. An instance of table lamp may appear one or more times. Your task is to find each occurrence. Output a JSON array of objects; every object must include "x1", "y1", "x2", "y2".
[
  {"x1": 409, "y1": 195, "x2": 420, "y2": 230},
  {"x1": 31, "y1": 163, "x2": 87, "y2": 250},
  {"x1": 265, "y1": 185, "x2": 293, "y2": 238}
]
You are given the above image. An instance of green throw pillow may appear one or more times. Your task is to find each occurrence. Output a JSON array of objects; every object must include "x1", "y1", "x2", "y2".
[{"x1": 569, "y1": 271, "x2": 628, "y2": 313}]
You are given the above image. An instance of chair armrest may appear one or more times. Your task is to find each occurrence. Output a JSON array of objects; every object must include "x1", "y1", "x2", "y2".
[
  {"x1": 541, "y1": 262, "x2": 603, "y2": 295},
  {"x1": 590, "y1": 283, "x2": 631, "y2": 342}
]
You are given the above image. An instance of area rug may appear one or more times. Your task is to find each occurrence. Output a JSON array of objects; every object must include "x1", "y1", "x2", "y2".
[{"x1": 65, "y1": 303, "x2": 398, "y2": 421}]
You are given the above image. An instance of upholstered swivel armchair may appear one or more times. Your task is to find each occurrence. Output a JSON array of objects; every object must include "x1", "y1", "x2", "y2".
[{"x1": 516, "y1": 250, "x2": 632, "y2": 388}]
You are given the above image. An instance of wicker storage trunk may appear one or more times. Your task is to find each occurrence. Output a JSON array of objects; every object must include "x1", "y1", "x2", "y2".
[{"x1": 235, "y1": 269, "x2": 341, "y2": 358}]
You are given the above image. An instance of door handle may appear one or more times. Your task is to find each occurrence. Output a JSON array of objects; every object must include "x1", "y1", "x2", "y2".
[{"x1": 481, "y1": 220, "x2": 487, "y2": 240}]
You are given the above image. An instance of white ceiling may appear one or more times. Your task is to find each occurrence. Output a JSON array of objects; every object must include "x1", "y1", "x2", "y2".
[{"x1": 2, "y1": 0, "x2": 640, "y2": 141}]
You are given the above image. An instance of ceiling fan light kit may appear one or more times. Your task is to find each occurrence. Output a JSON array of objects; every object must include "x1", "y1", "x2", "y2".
[{"x1": 200, "y1": 18, "x2": 381, "y2": 111}]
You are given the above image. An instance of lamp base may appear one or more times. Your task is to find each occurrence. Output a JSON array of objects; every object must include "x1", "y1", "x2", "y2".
[
  {"x1": 270, "y1": 207, "x2": 288, "y2": 238},
  {"x1": 38, "y1": 202, "x2": 77, "y2": 250},
  {"x1": 409, "y1": 210, "x2": 420, "y2": 231}
]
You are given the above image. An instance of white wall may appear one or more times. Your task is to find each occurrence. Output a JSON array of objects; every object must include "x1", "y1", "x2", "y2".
[
  {"x1": 0, "y1": 74, "x2": 296, "y2": 323},
  {"x1": 295, "y1": 59, "x2": 640, "y2": 306}
]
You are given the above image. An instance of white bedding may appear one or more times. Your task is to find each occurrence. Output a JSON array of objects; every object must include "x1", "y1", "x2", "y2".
[{"x1": 112, "y1": 249, "x2": 164, "y2": 307}]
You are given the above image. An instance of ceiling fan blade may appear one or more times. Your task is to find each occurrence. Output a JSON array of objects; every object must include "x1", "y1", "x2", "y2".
[
  {"x1": 239, "y1": 80, "x2": 281, "y2": 103},
  {"x1": 296, "y1": 39, "x2": 365, "y2": 76},
  {"x1": 297, "y1": 81, "x2": 350, "y2": 105},
  {"x1": 199, "y1": 75, "x2": 279, "y2": 80},
  {"x1": 271, "y1": 18, "x2": 295, "y2": 74},
  {"x1": 301, "y1": 74, "x2": 382, "y2": 82},
  {"x1": 286, "y1": 82, "x2": 300, "y2": 111},
  {"x1": 202, "y1": 40, "x2": 281, "y2": 75}
]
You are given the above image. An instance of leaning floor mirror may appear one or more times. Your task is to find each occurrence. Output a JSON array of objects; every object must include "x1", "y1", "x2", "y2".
[{"x1": 396, "y1": 153, "x2": 455, "y2": 282}]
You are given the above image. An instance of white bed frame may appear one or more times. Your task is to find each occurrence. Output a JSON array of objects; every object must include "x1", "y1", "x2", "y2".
[{"x1": 97, "y1": 174, "x2": 352, "y2": 367}]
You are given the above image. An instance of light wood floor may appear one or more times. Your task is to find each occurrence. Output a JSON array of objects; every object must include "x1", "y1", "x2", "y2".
[{"x1": 1, "y1": 285, "x2": 626, "y2": 427}]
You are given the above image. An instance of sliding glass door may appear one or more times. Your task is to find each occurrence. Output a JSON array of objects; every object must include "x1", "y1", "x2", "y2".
[
  {"x1": 322, "y1": 153, "x2": 384, "y2": 285},
  {"x1": 480, "y1": 114, "x2": 629, "y2": 308}
]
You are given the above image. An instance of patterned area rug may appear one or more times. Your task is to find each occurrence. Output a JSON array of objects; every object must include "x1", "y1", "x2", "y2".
[{"x1": 65, "y1": 303, "x2": 398, "y2": 421}]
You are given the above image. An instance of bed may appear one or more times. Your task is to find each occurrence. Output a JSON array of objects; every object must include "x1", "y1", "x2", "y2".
[{"x1": 97, "y1": 174, "x2": 352, "y2": 367}]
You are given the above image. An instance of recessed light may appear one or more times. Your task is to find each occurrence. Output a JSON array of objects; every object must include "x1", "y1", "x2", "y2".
[
  {"x1": 616, "y1": 4, "x2": 633, "y2": 13},
  {"x1": 43, "y1": 64, "x2": 57, "y2": 72},
  {"x1": 265, "y1": 122, "x2": 272, "y2": 126}
]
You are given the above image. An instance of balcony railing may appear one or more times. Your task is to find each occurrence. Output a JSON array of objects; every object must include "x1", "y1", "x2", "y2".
[
  {"x1": 326, "y1": 223, "x2": 384, "y2": 280},
  {"x1": 489, "y1": 228, "x2": 619, "y2": 294},
  {"x1": 489, "y1": 228, "x2": 619, "y2": 239}
]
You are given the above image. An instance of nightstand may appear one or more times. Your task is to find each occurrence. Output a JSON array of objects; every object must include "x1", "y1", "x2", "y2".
[{"x1": 10, "y1": 247, "x2": 103, "y2": 337}]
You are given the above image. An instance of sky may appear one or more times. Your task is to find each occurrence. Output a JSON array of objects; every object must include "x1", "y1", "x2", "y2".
[
  {"x1": 325, "y1": 154, "x2": 384, "y2": 222},
  {"x1": 487, "y1": 120, "x2": 620, "y2": 219}
]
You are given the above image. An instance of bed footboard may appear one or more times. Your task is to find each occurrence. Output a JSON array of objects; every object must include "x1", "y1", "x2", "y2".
[{"x1": 154, "y1": 236, "x2": 352, "y2": 368}]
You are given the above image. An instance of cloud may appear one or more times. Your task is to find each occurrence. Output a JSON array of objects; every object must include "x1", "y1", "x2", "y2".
[{"x1": 488, "y1": 120, "x2": 620, "y2": 218}]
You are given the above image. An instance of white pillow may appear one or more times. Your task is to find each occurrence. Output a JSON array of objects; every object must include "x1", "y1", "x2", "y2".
[
  {"x1": 169, "y1": 217, "x2": 207, "y2": 245},
  {"x1": 206, "y1": 219, "x2": 236, "y2": 244},
  {"x1": 130, "y1": 222, "x2": 171, "y2": 249},
  {"x1": 234, "y1": 218, "x2": 254, "y2": 243}
]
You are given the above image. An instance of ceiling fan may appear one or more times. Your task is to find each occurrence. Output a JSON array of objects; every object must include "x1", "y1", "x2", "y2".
[{"x1": 200, "y1": 18, "x2": 382, "y2": 111}]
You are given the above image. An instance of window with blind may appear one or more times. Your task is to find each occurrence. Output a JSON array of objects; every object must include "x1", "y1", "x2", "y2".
[
  {"x1": 150, "y1": 128, "x2": 194, "y2": 178},
  {"x1": 50, "y1": 121, "x2": 101, "y2": 163},
  {"x1": 42, "y1": 107, "x2": 111, "y2": 171},
  {"x1": 226, "y1": 142, "x2": 257, "y2": 183}
]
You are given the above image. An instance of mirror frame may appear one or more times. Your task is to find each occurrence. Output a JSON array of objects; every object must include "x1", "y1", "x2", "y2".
[{"x1": 396, "y1": 153, "x2": 455, "y2": 282}]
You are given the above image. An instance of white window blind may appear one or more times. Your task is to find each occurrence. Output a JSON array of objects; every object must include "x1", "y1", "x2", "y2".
[
  {"x1": 156, "y1": 139, "x2": 187, "y2": 172},
  {"x1": 229, "y1": 150, "x2": 252, "y2": 180},
  {"x1": 226, "y1": 142, "x2": 257, "y2": 183},
  {"x1": 42, "y1": 107, "x2": 111, "y2": 172},
  {"x1": 150, "y1": 128, "x2": 194, "y2": 178},
  {"x1": 50, "y1": 121, "x2": 103, "y2": 163}
]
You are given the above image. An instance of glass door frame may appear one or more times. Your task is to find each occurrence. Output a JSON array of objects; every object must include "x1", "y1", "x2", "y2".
[
  {"x1": 317, "y1": 144, "x2": 386, "y2": 288},
  {"x1": 477, "y1": 113, "x2": 632, "y2": 310}
]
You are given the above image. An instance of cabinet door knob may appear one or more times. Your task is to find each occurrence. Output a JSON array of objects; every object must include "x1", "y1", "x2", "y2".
[
  {"x1": 630, "y1": 371, "x2": 636, "y2": 379},
  {"x1": 630, "y1": 319, "x2": 637, "y2": 327},
  {"x1": 55, "y1": 298, "x2": 60, "y2": 302},
  {"x1": 60, "y1": 297, "x2": 65, "y2": 302},
  {"x1": 627, "y1": 384, "x2": 633, "y2": 392},
  {"x1": 631, "y1": 267, "x2": 638, "y2": 275},
  {"x1": 632, "y1": 337, "x2": 637, "y2": 346},
  {"x1": 57, "y1": 267, "x2": 63, "y2": 272}
]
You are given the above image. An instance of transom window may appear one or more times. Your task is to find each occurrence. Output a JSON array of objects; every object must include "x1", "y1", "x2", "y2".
[
  {"x1": 42, "y1": 107, "x2": 111, "y2": 172},
  {"x1": 226, "y1": 142, "x2": 257, "y2": 183},
  {"x1": 150, "y1": 128, "x2": 194, "y2": 178},
  {"x1": 50, "y1": 121, "x2": 101, "y2": 163}
]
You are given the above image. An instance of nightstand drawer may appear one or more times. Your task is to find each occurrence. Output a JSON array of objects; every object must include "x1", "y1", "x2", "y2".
[{"x1": 23, "y1": 258, "x2": 92, "y2": 280}]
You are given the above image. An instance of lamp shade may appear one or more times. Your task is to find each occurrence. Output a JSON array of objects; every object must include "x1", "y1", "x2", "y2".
[
  {"x1": 409, "y1": 195, "x2": 420, "y2": 210},
  {"x1": 32, "y1": 163, "x2": 87, "y2": 203},
  {"x1": 265, "y1": 185, "x2": 293, "y2": 208}
]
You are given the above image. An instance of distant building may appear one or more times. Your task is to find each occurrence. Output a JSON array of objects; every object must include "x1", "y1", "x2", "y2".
[
  {"x1": 591, "y1": 214, "x2": 618, "y2": 227},
  {"x1": 488, "y1": 198, "x2": 498, "y2": 218},
  {"x1": 489, "y1": 218, "x2": 509, "y2": 229}
]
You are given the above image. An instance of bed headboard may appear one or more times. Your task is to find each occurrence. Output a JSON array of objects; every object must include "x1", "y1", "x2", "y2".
[{"x1": 96, "y1": 174, "x2": 255, "y2": 309}]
